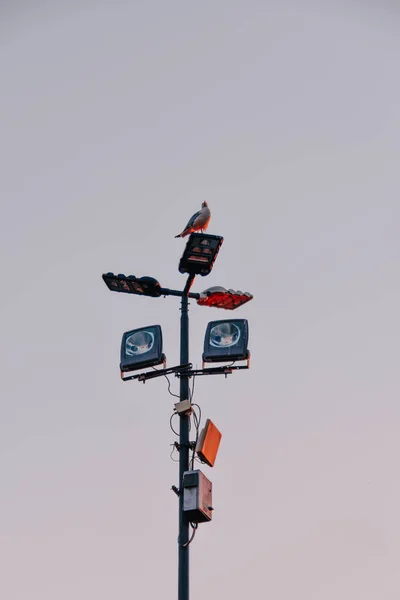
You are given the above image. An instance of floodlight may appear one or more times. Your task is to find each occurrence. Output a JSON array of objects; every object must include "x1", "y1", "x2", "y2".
[
  {"x1": 120, "y1": 325, "x2": 165, "y2": 375},
  {"x1": 179, "y1": 233, "x2": 223, "y2": 276},
  {"x1": 203, "y1": 319, "x2": 249, "y2": 363},
  {"x1": 196, "y1": 419, "x2": 222, "y2": 467},
  {"x1": 103, "y1": 273, "x2": 162, "y2": 297}
]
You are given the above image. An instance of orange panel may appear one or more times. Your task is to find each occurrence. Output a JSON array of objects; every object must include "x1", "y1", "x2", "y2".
[{"x1": 196, "y1": 419, "x2": 222, "y2": 467}]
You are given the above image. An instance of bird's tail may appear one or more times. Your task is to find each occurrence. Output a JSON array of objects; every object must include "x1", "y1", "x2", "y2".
[{"x1": 177, "y1": 229, "x2": 191, "y2": 238}]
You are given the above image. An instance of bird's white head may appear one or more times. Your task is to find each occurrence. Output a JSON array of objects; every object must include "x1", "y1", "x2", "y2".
[{"x1": 202, "y1": 201, "x2": 208, "y2": 207}]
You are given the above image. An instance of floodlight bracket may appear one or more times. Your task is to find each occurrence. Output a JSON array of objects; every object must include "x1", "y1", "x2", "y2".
[
  {"x1": 173, "y1": 441, "x2": 196, "y2": 451},
  {"x1": 176, "y1": 365, "x2": 249, "y2": 378},
  {"x1": 121, "y1": 363, "x2": 192, "y2": 383},
  {"x1": 171, "y1": 485, "x2": 180, "y2": 497}
]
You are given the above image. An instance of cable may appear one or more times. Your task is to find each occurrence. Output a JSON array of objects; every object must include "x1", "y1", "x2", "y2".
[
  {"x1": 169, "y1": 412, "x2": 180, "y2": 437},
  {"x1": 152, "y1": 367, "x2": 181, "y2": 400},
  {"x1": 190, "y1": 403, "x2": 202, "y2": 470},
  {"x1": 189, "y1": 375, "x2": 196, "y2": 403},
  {"x1": 169, "y1": 444, "x2": 179, "y2": 462},
  {"x1": 224, "y1": 361, "x2": 236, "y2": 369},
  {"x1": 164, "y1": 374, "x2": 181, "y2": 400},
  {"x1": 182, "y1": 522, "x2": 198, "y2": 547},
  {"x1": 188, "y1": 376, "x2": 197, "y2": 459},
  {"x1": 167, "y1": 372, "x2": 202, "y2": 468},
  {"x1": 192, "y1": 403, "x2": 202, "y2": 426}
]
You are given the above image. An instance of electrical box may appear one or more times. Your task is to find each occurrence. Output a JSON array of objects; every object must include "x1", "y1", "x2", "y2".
[
  {"x1": 182, "y1": 470, "x2": 213, "y2": 523},
  {"x1": 174, "y1": 400, "x2": 192, "y2": 415}
]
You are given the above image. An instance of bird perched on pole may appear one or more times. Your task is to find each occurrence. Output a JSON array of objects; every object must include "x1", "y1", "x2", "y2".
[{"x1": 175, "y1": 202, "x2": 211, "y2": 238}]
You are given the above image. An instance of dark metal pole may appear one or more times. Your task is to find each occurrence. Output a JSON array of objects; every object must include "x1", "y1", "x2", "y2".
[{"x1": 178, "y1": 274, "x2": 195, "y2": 600}]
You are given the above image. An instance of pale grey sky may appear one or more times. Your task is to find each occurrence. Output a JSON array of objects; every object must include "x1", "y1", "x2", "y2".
[{"x1": 1, "y1": 2, "x2": 399, "y2": 599}]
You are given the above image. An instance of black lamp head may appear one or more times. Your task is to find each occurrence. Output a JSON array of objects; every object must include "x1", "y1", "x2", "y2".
[
  {"x1": 103, "y1": 273, "x2": 162, "y2": 297},
  {"x1": 120, "y1": 325, "x2": 165, "y2": 373},
  {"x1": 202, "y1": 319, "x2": 249, "y2": 363},
  {"x1": 179, "y1": 233, "x2": 223, "y2": 276}
]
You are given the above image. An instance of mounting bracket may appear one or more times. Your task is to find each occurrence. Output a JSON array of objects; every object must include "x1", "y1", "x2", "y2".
[
  {"x1": 175, "y1": 365, "x2": 249, "y2": 378},
  {"x1": 121, "y1": 363, "x2": 192, "y2": 383}
]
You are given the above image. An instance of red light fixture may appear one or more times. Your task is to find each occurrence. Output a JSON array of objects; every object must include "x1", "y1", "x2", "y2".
[{"x1": 197, "y1": 286, "x2": 253, "y2": 310}]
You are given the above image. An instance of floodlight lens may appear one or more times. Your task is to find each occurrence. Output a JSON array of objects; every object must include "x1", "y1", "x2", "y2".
[
  {"x1": 210, "y1": 322, "x2": 240, "y2": 348},
  {"x1": 126, "y1": 330, "x2": 154, "y2": 356}
]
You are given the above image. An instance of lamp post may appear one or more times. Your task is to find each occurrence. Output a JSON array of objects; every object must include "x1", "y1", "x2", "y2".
[
  {"x1": 102, "y1": 233, "x2": 253, "y2": 600},
  {"x1": 178, "y1": 275, "x2": 193, "y2": 600}
]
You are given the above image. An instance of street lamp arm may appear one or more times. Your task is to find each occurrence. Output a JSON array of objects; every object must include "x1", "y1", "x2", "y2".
[
  {"x1": 159, "y1": 287, "x2": 200, "y2": 300},
  {"x1": 183, "y1": 273, "x2": 196, "y2": 296}
]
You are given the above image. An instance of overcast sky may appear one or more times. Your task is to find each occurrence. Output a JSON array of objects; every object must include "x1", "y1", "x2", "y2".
[{"x1": 1, "y1": 2, "x2": 400, "y2": 599}]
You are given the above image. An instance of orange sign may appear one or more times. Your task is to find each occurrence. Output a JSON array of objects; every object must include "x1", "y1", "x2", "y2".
[{"x1": 196, "y1": 419, "x2": 222, "y2": 467}]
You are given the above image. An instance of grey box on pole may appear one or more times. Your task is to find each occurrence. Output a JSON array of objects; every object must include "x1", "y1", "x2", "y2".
[{"x1": 182, "y1": 470, "x2": 213, "y2": 523}]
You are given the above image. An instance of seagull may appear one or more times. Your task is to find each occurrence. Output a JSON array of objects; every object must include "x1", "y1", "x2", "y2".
[{"x1": 175, "y1": 202, "x2": 211, "y2": 238}]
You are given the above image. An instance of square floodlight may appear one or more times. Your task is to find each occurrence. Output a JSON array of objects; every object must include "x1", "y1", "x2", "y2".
[
  {"x1": 179, "y1": 233, "x2": 223, "y2": 276},
  {"x1": 196, "y1": 419, "x2": 222, "y2": 467},
  {"x1": 202, "y1": 319, "x2": 249, "y2": 363},
  {"x1": 120, "y1": 325, "x2": 165, "y2": 373}
]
